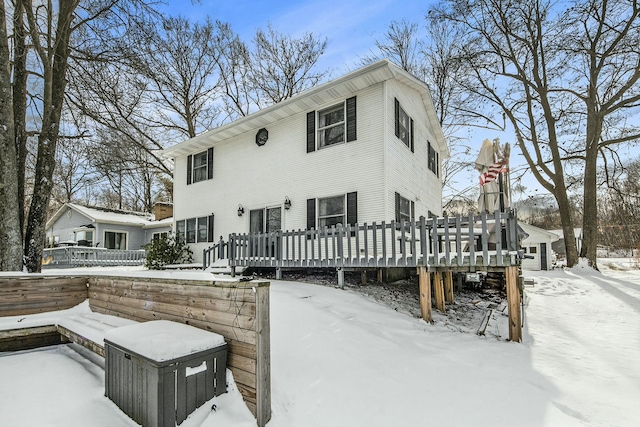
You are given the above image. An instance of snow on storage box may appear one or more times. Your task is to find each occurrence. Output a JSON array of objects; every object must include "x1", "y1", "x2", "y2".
[{"x1": 104, "y1": 320, "x2": 227, "y2": 427}]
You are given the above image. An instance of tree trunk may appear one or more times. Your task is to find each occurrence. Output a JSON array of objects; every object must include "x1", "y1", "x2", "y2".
[
  {"x1": 13, "y1": 0, "x2": 28, "y2": 238},
  {"x1": 0, "y1": 2, "x2": 24, "y2": 271},
  {"x1": 23, "y1": 1, "x2": 77, "y2": 272},
  {"x1": 581, "y1": 108, "x2": 602, "y2": 269}
]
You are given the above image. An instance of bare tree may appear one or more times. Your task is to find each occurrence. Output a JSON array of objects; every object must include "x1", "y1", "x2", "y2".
[
  {"x1": 430, "y1": 0, "x2": 640, "y2": 268},
  {"x1": 250, "y1": 24, "x2": 328, "y2": 106},
  {"x1": 0, "y1": 1, "x2": 22, "y2": 270}
]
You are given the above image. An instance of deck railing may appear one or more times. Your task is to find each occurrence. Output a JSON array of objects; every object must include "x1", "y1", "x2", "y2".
[
  {"x1": 203, "y1": 210, "x2": 521, "y2": 271},
  {"x1": 42, "y1": 247, "x2": 146, "y2": 268}
]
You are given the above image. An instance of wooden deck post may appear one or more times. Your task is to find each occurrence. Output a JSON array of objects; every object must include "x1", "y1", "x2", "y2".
[
  {"x1": 337, "y1": 268, "x2": 344, "y2": 289},
  {"x1": 418, "y1": 266, "x2": 432, "y2": 323},
  {"x1": 275, "y1": 267, "x2": 282, "y2": 280},
  {"x1": 377, "y1": 268, "x2": 383, "y2": 283},
  {"x1": 361, "y1": 270, "x2": 367, "y2": 285},
  {"x1": 444, "y1": 271, "x2": 454, "y2": 303},
  {"x1": 505, "y1": 266, "x2": 522, "y2": 342},
  {"x1": 434, "y1": 271, "x2": 446, "y2": 312}
]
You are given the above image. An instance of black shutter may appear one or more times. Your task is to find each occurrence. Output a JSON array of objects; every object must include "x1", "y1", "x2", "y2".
[
  {"x1": 436, "y1": 151, "x2": 440, "y2": 178},
  {"x1": 346, "y1": 96, "x2": 357, "y2": 142},
  {"x1": 307, "y1": 111, "x2": 316, "y2": 153},
  {"x1": 395, "y1": 192, "x2": 400, "y2": 222},
  {"x1": 410, "y1": 118, "x2": 414, "y2": 153},
  {"x1": 394, "y1": 98, "x2": 400, "y2": 138},
  {"x1": 307, "y1": 198, "x2": 316, "y2": 239},
  {"x1": 208, "y1": 215, "x2": 215, "y2": 242},
  {"x1": 346, "y1": 192, "x2": 357, "y2": 226},
  {"x1": 186, "y1": 155, "x2": 192, "y2": 185},
  {"x1": 207, "y1": 147, "x2": 214, "y2": 180},
  {"x1": 411, "y1": 201, "x2": 415, "y2": 221}
]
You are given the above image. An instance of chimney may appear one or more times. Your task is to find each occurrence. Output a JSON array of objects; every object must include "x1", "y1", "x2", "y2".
[{"x1": 153, "y1": 202, "x2": 173, "y2": 221}]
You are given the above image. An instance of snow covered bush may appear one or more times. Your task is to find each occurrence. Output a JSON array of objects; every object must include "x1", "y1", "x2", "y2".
[{"x1": 143, "y1": 234, "x2": 193, "y2": 269}]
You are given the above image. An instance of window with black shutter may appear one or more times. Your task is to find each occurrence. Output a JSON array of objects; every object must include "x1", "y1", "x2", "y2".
[
  {"x1": 187, "y1": 147, "x2": 214, "y2": 184},
  {"x1": 428, "y1": 141, "x2": 439, "y2": 176},
  {"x1": 394, "y1": 98, "x2": 414, "y2": 151},
  {"x1": 307, "y1": 97, "x2": 356, "y2": 152},
  {"x1": 395, "y1": 192, "x2": 414, "y2": 223}
]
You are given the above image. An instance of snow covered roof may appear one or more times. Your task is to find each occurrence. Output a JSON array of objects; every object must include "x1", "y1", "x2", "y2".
[
  {"x1": 46, "y1": 203, "x2": 164, "y2": 229},
  {"x1": 142, "y1": 217, "x2": 173, "y2": 229},
  {"x1": 161, "y1": 59, "x2": 449, "y2": 159},
  {"x1": 519, "y1": 222, "x2": 561, "y2": 242},
  {"x1": 548, "y1": 228, "x2": 583, "y2": 240}
]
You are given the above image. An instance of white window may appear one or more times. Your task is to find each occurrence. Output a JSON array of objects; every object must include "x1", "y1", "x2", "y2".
[
  {"x1": 394, "y1": 98, "x2": 414, "y2": 151},
  {"x1": 395, "y1": 192, "x2": 414, "y2": 223},
  {"x1": 428, "y1": 141, "x2": 439, "y2": 176},
  {"x1": 187, "y1": 147, "x2": 213, "y2": 185},
  {"x1": 186, "y1": 218, "x2": 197, "y2": 243},
  {"x1": 318, "y1": 195, "x2": 345, "y2": 229},
  {"x1": 317, "y1": 103, "x2": 345, "y2": 148},
  {"x1": 192, "y1": 151, "x2": 208, "y2": 183},
  {"x1": 197, "y1": 217, "x2": 209, "y2": 243},
  {"x1": 104, "y1": 231, "x2": 127, "y2": 250}
]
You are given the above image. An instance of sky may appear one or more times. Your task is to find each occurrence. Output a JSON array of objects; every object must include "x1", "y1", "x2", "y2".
[
  {"x1": 161, "y1": 0, "x2": 433, "y2": 76},
  {"x1": 2, "y1": 259, "x2": 640, "y2": 426}
]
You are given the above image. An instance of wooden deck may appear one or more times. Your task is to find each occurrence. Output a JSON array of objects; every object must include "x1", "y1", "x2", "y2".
[{"x1": 204, "y1": 210, "x2": 522, "y2": 273}]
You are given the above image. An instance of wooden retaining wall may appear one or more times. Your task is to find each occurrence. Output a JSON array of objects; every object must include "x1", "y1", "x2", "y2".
[
  {"x1": 0, "y1": 276, "x2": 88, "y2": 317},
  {"x1": 87, "y1": 276, "x2": 271, "y2": 427}
]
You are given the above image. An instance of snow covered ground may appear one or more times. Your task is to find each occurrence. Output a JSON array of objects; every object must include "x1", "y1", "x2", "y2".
[{"x1": 1, "y1": 260, "x2": 639, "y2": 426}]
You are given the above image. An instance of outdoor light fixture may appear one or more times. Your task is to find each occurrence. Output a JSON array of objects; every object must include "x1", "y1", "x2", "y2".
[
  {"x1": 237, "y1": 204, "x2": 244, "y2": 216},
  {"x1": 284, "y1": 196, "x2": 292, "y2": 210}
]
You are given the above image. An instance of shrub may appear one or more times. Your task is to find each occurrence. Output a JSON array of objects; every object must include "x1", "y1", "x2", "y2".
[{"x1": 143, "y1": 234, "x2": 193, "y2": 270}]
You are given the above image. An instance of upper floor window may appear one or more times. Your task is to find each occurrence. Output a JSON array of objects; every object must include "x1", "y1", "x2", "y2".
[
  {"x1": 307, "y1": 97, "x2": 356, "y2": 153},
  {"x1": 394, "y1": 98, "x2": 414, "y2": 152},
  {"x1": 428, "y1": 141, "x2": 439, "y2": 177},
  {"x1": 186, "y1": 147, "x2": 214, "y2": 185},
  {"x1": 318, "y1": 103, "x2": 345, "y2": 148}
]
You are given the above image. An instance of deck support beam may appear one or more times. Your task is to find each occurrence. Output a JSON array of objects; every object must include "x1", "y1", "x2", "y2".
[
  {"x1": 337, "y1": 268, "x2": 344, "y2": 289},
  {"x1": 434, "y1": 271, "x2": 446, "y2": 312},
  {"x1": 361, "y1": 271, "x2": 367, "y2": 285},
  {"x1": 377, "y1": 269, "x2": 383, "y2": 284},
  {"x1": 418, "y1": 267, "x2": 432, "y2": 323},
  {"x1": 444, "y1": 271, "x2": 454, "y2": 304},
  {"x1": 505, "y1": 266, "x2": 522, "y2": 342},
  {"x1": 275, "y1": 267, "x2": 282, "y2": 280}
]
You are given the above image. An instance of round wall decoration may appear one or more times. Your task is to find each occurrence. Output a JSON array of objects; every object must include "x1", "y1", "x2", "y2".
[{"x1": 255, "y1": 128, "x2": 268, "y2": 146}]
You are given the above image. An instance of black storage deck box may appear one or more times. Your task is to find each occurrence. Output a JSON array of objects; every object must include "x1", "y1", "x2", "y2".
[{"x1": 104, "y1": 320, "x2": 227, "y2": 427}]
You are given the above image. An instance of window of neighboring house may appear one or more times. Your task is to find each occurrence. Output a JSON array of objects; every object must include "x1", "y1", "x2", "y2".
[
  {"x1": 307, "y1": 97, "x2": 356, "y2": 153},
  {"x1": 428, "y1": 141, "x2": 439, "y2": 177},
  {"x1": 152, "y1": 232, "x2": 168, "y2": 241},
  {"x1": 186, "y1": 147, "x2": 214, "y2": 185},
  {"x1": 104, "y1": 231, "x2": 127, "y2": 250},
  {"x1": 46, "y1": 235, "x2": 60, "y2": 247},
  {"x1": 74, "y1": 229, "x2": 94, "y2": 247},
  {"x1": 394, "y1": 98, "x2": 414, "y2": 152},
  {"x1": 395, "y1": 192, "x2": 415, "y2": 223},
  {"x1": 186, "y1": 218, "x2": 197, "y2": 243},
  {"x1": 530, "y1": 246, "x2": 538, "y2": 254}
]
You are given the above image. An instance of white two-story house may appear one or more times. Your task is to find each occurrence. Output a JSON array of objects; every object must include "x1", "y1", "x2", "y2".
[{"x1": 162, "y1": 60, "x2": 448, "y2": 263}]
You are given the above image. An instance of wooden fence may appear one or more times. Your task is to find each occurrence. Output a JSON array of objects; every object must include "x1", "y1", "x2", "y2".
[
  {"x1": 87, "y1": 276, "x2": 271, "y2": 427},
  {"x1": 0, "y1": 276, "x2": 88, "y2": 317},
  {"x1": 204, "y1": 210, "x2": 521, "y2": 272},
  {"x1": 42, "y1": 247, "x2": 146, "y2": 268},
  {"x1": 0, "y1": 275, "x2": 272, "y2": 427}
]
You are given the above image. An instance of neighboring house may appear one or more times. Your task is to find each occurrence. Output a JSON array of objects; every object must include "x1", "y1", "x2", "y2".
[
  {"x1": 519, "y1": 222, "x2": 560, "y2": 271},
  {"x1": 46, "y1": 203, "x2": 173, "y2": 250},
  {"x1": 162, "y1": 60, "x2": 449, "y2": 263},
  {"x1": 549, "y1": 227, "x2": 583, "y2": 260}
]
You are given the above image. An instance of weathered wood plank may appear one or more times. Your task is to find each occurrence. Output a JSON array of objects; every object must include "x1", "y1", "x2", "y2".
[
  {"x1": 434, "y1": 271, "x2": 446, "y2": 312},
  {"x1": 418, "y1": 267, "x2": 432, "y2": 323},
  {"x1": 444, "y1": 271, "x2": 455, "y2": 304},
  {"x1": 256, "y1": 283, "x2": 271, "y2": 427},
  {"x1": 505, "y1": 267, "x2": 522, "y2": 342}
]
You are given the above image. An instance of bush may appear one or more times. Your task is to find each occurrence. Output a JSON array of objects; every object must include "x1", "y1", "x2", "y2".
[{"x1": 143, "y1": 234, "x2": 193, "y2": 270}]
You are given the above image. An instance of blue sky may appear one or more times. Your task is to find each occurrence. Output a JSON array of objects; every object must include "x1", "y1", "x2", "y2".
[{"x1": 162, "y1": 0, "x2": 433, "y2": 76}]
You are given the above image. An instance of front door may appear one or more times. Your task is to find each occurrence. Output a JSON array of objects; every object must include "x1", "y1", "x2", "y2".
[{"x1": 249, "y1": 207, "x2": 282, "y2": 257}]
